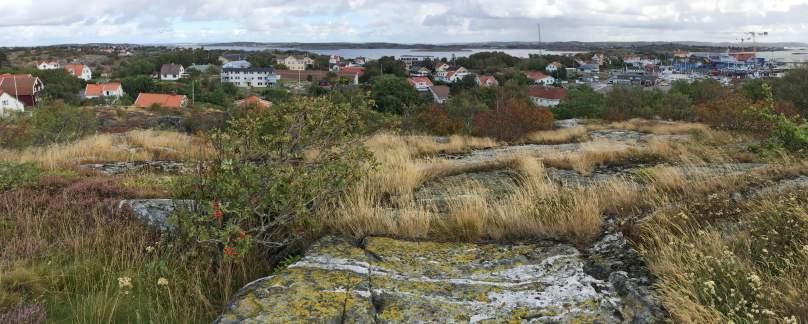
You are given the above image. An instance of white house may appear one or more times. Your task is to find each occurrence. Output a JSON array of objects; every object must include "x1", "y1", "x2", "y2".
[
  {"x1": 280, "y1": 56, "x2": 314, "y2": 71},
  {"x1": 475, "y1": 75, "x2": 499, "y2": 87},
  {"x1": 84, "y1": 82, "x2": 124, "y2": 99},
  {"x1": 434, "y1": 66, "x2": 469, "y2": 83},
  {"x1": 65, "y1": 64, "x2": 92, "y2": 81},
  {"x1": 223, "y1": 60, "x2": 251, "y2": 69},
  {"x1": 527, "y1": 86, "x2": 567, "y2": 107},
  {"x1": 525, "y1": 71, "x2": 556, "y2": 85},
  {"x1": 160, "y1": 64, "x2": 187, "y2": 81},
  {"x1": 37, "y1": 61, "x2": 61, "y2": 70},
  {"x1": 0, "y1": 91, "x2": 25, "y2": 115},
  {"x1": 546, "y1": 62, "x2": 562, "y2": 73},
  {"x1": 407, "y1": 77, "x2": 434, "y2": 92},
  {"x1": 221, "y1": 67, "x2": 280, "y2": 88}
]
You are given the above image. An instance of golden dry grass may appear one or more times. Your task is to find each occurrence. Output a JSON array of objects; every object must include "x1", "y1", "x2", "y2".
[
  {"x1": 586, "y1": 118, "x2": 710, "y2": 135},
  {"x1": 0, "y1": 130, "x2": 213, "y2": 170},
  {"x1": 522, "y1": 126, "x2": 589, "y2": 145}
]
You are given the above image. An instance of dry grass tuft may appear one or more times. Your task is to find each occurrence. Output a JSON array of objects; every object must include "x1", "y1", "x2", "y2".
[
  {"x1": 522, "y1": 126, "x2": 589, "y2": 145},
  {"x1": 0, "y1": 130, "x2": 213, "y2": 170},
  {"x1": 587, "y1": 118, "x2": 710, "y2": 135}
]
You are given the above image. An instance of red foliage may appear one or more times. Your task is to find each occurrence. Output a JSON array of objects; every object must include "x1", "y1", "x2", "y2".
[
  {"x1": 471, "y1": 99, "x2": 554, "y2": 141},
  {"x1": 694, "y1": 93, "x2": 768, "y2": 131},
  {"x1": 415, "y1": 104, "x2": 463, "y2": 135}
]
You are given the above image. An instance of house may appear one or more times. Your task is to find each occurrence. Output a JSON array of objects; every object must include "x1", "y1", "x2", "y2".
[
  {"x1": 280, "y1": 56, "x2": 315, "y2": 71},
  {"x1": 0, "y1": 74, "x2": 44, "y2": 107},
  {"x1": 219, "y1": 53, "x2": 246, "y2": 64},
  {"x1": 577, "y1": 64, "x2": 600, "y2": 74},
  {"x1": 527, "y1": 86, "x2": 567, "y2": 107},
  {"x1": 592, "y1": 54, "x2": 608, "y2": 66},
  {"x1": 222, "y1": 60, "x2": 251, "y2": 69},
  {"x1": 400, "y1": 55, "x2": 434, "y2": 67},
  {"x1": 409, "y1": 66, "x2": 431, "y2": 77},
  {"x1": 475, "y1": 75, "x2": 499, "y2": 87},
  {"x1": 221, "y1": 67, "x2": 280, "y2": 88},
  {"x1": 407, "y1": 77, "x2": 434, "y2": 92},
  {"x1": 0, "y1": 91, "x2": 26, "y2": 115},
  {"x1": 235, "y1": 95, "x2": 272, "y2": 110},
  {"x1": 37, "y1": 60, "x2": 61, "y2": 70},
  {"x1": 134, "y1": 93, "x2": 188, "y2": 108},
  {"x1": 352, "y1": 57, "x2": 367, "y2": 66},
  {"x1": 435, "y1": 66, "x2": 469, "y2": 83},
  {"x1": 84, "y1": 82, "x2": 124, "y2": 99},
  {"x1": 524, "y1": 71, "x2": 556, "y2": 85},
  {"x1": 546, "y1": 62, "x2": 563, "y2": 73},
  {"x1": 337, "y1": 67, "x2": 365, "y2": 85},
  {"x1": 65, "y1": 64, "x2": 92, "y2": 81},
  {"x1": 434, "y1": 62, "x2": 450, "y2": 72},
  {"x1": 429, "y1": 85, "x2": 450, "y2": 104},
  {"x1": 160, "y1": 64, "x2": 186, "y2": 81}
]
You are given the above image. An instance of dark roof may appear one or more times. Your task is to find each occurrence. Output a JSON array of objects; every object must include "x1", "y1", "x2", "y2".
[
  {"x1": 222, "y1": 67, "x2": 275, "y2": 73},
  {"x1": 527, "y1": 86, "x2": 567, "y2": 100},
  {"x1": 430, "y1": 85, "x2": 450, "y2": 98},
  {"x1": 160, "y1": 63, "x2": 183, "y2": 75}
]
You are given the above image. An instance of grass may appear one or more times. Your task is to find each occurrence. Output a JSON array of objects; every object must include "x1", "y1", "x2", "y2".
[
  {"x1": 0, "y1": 130, "x2": 213, "y2": 170},
  {"x1": 0, "y1": 175, "x2": 268, "y2": 323},
  {"x1": 638, "y1": 189, "x2": 808, "y2": 323},
  {"x1": 522, "y1": 126, "x2": 589, "y2": 144},
  {"x1": 586, "y1": 118, "x2": 711, "y2": 135}
]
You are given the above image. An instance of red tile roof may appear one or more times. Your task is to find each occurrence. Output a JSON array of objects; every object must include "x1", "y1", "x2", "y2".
[
  {"x1": 477, "y1": 75, "x2": 498, "y2": 86},
  {"x1": 134, "y1": 93, "x2": 187, "y2": 108},
  {"x1": 64, "y1": 64, "x2": 86, "y2": 77},
  {"x1": 524, "y1": 71, "x2": 548, "y2": 81},
  {"x1": 0, "y1": 74, "x2": 42, "y2": 96},
  {"x1": 235, "y1": 95, "x2": 272, "y2": 110},
  {"x1": 84, "y1": 82, "x2": 121, "y2": 97},
  {"x1": 408, "y1": 77, "x2": 433, "y2": 87},
  {"x1": 527, "y1": 86, "x2": 567, "y2": 100},
  {"x1": 339, "y1": 67, "x2": 365, "y2": 76}
]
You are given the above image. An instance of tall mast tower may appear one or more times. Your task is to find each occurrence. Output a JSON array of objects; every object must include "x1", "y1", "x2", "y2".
[{"x1": 537, "y1": 23, "x2": 543, "y2": 55}]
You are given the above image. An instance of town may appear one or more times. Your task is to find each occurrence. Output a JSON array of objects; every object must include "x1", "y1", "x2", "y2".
[{"x1": 1, "y1": 37, "x2": 808, "y2": 324}]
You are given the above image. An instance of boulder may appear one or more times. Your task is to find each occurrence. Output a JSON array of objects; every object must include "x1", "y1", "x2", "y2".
[
  {"x1": 218, "y1": 236, "x2": 626, "y2": 323},
  {"x1": 118, "y1": 199, "x2": 194, "y2": 230}
]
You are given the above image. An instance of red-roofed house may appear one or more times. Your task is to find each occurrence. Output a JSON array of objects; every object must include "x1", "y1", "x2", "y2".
[
  {"x1": 134, "y1": 93, "x2": 188, "y2": 109},
  {"x1": 407, "y1": 77, "x2": 434, "y2": 92},
  {"x1": 435, "y1": 66, "x2": 469, "y2": 83},
  {"x1": 0, "y1": 74, "x2": 44, "y2": 107},
  {"x1": 524, "y1": 71, "x2": 555, "y2": 85},
  {"x1": 235, "y1": 95, "x2": 272, "y2": 110},
  {"x1": 65, "y1": 64, "x2": 92, "y2": 81},
  {"x1": 475, "y1": 75, "x2": 499, "y2": 87},
  {"x1": 527, "y1": 86, "x2": 567, "y2": 107},
  {"x1": 84, "y1": 82, "x2": 124, "y2": 99},
  {"x1": 337, "y1": 67, "x2": 365, "y2": 85}
]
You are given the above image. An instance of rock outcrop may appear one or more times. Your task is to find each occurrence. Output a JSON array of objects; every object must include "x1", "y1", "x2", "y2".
[
  {"x1": 118, "y1": 199, "x2": 194, "y2": 230},
  {"x1": 217, "y1": 236, "x2": 653, "y2": 323}
]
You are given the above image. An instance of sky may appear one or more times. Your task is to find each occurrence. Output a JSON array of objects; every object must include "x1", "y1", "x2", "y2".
[{"x1": 1, "y1": 0, "x2": 807, "y2": 46}]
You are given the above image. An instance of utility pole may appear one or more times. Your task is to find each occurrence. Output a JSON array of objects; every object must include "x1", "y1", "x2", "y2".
[{"x1": 537, "y1": 23, "x2": 543, "y2": 56}]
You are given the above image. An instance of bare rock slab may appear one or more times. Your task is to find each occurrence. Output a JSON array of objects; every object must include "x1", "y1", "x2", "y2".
[{"x1": 218, "y1": 237, "x2": 625, "y2": 323}]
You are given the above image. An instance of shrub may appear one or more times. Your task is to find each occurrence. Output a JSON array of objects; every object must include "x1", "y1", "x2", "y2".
[
  {"x1": 0, "y1": 162, "x2": 42, "y2": 191},
  {"x1": 174, "y1": 96, "x2": 373, "y2": 257},
  {"x1": 693, "y1": 93, "x2": 762, "y2": 131},
  {"x1": 28, "y1": 103, "x2": 97, "y2": 145},
  {"x1": 414, "y1": 104, "x2": 463, "y2": 135},
  {"x1": 472, "y1": 99, "x2": 554, "y2": 141}
]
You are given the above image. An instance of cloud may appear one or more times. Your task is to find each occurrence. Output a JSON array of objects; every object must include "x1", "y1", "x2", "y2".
[{"x1": 0, "y1": 0, "x2": 806, "y2": 46}]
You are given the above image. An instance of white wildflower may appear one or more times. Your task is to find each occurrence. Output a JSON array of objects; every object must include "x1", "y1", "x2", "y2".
[
  {"x1": 157, "y1": 277, "x2": 169, "y2": 286},
  {"x1": 145, "y1": 246, "x2": 155, "y2": 253},
  {"x1": 118, "y1": 277, "x2": 133, "y2": 290}
]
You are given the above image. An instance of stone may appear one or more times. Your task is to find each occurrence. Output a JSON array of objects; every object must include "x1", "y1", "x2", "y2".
[
  {"x1": 219, "y1": 236, "x2": 630, "y2": 323},
  {"x1": 118, "y1": 199, "x2": 194, "y2": 230},
  {"x1": 81, "y1": 161, "x2": 189, "y2": 175}
]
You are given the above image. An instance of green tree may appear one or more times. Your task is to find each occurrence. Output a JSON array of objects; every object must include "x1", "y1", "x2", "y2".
[
  {"x1": 174, "y1": 96, "x2": 373, "y2": 256},
  {"x1": 29, "y1": 103, "x2": 97, "y2": 145},
  {"x1": 773, "y1": 68, "x2": 808, "y2": 116},
  {"x1": 32, "y1": 69, "x2": 85, "y2": 104},
  {"x1": 554, "y1": 86, "x2": 605, "y2": 119},
  {"x1": 371, "y1": 76, "x2": 419, "y2": 114},
  {"x1": 121, "y1": 75, "x2": 157, "y2": 99},
  {"x1": 361, "y1": 56, "x2": 406, "y2": 83},
  {"x1": 444, "y1": 92, "x2": 490, "y2": 133},
  {"x1": 247, "y1": 52, "x2": 275, "y2": 68}
]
